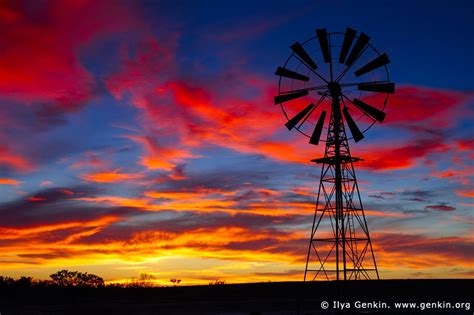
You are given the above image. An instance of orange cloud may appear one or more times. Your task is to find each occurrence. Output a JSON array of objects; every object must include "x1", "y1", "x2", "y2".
[
  {"x1": 143, "y1": 188, "x2": 235, "y2": 200},
  {"x1": 77, "y1": 195, "x2": 237, "y2": 213},
  {"x1": 126, "y1": 135, "x2": 198, "y2": 171},
  {"x1": 81, "y1": 169, "x2": 143, "y2": 183},
  {"x1": 0, "y1": 216, "x2": 119, "y2": 240},
  {"x1": 364, "y1": 210, "x2": 411, "y2": 218},
  {"x1": 0, "y1": 178, "x2": 21, "y2": 185},
  {"x1": 455, "y1": 189, "x2": 474, "y2": 198},
  {"x1": 433, "y1": 168, "x2": 472, "y2": 179}
]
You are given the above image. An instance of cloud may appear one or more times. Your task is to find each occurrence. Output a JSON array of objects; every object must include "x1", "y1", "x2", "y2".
[
  {"x1": 365, "y1": 86, "x2": 473, "y2": 128},
  {"x1": 0, "y1": 178, "x2": 21, "y2": 185},
  {"x1": 358, "y1": 139, "x2": 448, "y2": 171},
  {"x1": 456, "y1": 138, "x2": 474, "y2": 151},
  {"x1": 70, "y1": 152, "x2": 108, "y2": 170},
  {"x1": 0, "y1": 0, "x2": 151, "y2": 177},
  {"x1": 102, "y1": 24, "x2": 474, "y2": 175},
  {"x1": 0, "y1": 186, "x2": 136, "y2": 228},
  {"x1": 351, "y1": 87, "x2": 473, "y2": 172},
  {"x1": 105, "y1": 37, "x2": 304, "y2": 169},
  {"x1": 81, "y1": 169, "x2": 144, "y2": 183},
  {"x1": 0, "y1": 145, "x2": 34, "y2": 171},
  {"x1": 399, "y1": 189, "x2": 438, "y2": 202},
  {"x1": 455, "y1": 189, "x2": 474, "y2": 198},
  {"x1": 425, "y1": 204, "x2": 456, "y2": 212},
  {"x1": 0, "y1": 183, "x2": 312, "y2": 267},
  {"x1": 376, "y1": 233, "x2": 474, "y2": 268},
  {"x1": 431, "y1": 167, "x2": 472, "y2": 184},
  {"x1": 39, "y1": 181, "x2": 54, "y2": 187},
  {"x1": 0, "y1": 181, "x2": 471, "y2": 280},
  {"x1": 0, "y1": 0, "x2": 145, "y2": 110},
  {"x1": 126, "y1": 135, "x2": 199, "y2": 171}
]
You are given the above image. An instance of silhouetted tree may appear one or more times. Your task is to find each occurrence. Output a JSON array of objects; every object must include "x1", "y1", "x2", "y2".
[
  {"x1": 170, "y1": 278, "x2": 181, "y2": 286},
  {"x1": 127, "y1": 273, "x2": 157, "y2": 288},
  {"x1": 16, "y1": 276, "x2": 33, "y2": 287},
  {"x1": 50, "y1": 270, "x2": 104, "y2": 288},
  {"x1": 0, "y1": 276, "x2": 15, "y2": 288}
]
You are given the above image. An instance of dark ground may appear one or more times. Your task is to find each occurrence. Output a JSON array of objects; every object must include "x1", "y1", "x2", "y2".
[{"x1": 1, "y1": 280, "x2": 472, "y2": 314}]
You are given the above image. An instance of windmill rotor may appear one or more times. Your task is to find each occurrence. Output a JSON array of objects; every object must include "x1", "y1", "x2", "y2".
[{"x1": 275, "y1": 27, "x2": 395, "y2": 143}]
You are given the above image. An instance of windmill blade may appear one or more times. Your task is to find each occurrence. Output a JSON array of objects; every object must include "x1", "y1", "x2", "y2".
[
  {"x1": 285, "y1": 103, "x2": 315, "y2": 130},
  {"x1": 352, "y1": 98, "x2": 386, "y2": 122},
  {"x1": 339, "y1": 28, "x2": 357, "y2": 64},
  {"x1": 343, "y1": 107, "x2": 364, "y2": 142},
  {"x1": 275, "y1": 66, "x2": 310, "y2": 81},
  {"x1": 345, "y1": 32, "x2": 370, "y2": 66},
  {"x1": 309, "y1": 110, "x2": 327, "y2": 145},
  {"x1": 354, "y1": 53, "x2": 390, "y2": 77},
  {"x1": 316, "y1": 28, "x2": 331, "y2": 63},
  {"x1": 274, "y1": 90, "x2": 308, "y2": 104},
  {"x1": 358, "y1": 82, "x2": 395, "y2": 94},
  {"x1": 290, "y1": 42, "x2": 318, "y2": 69}
]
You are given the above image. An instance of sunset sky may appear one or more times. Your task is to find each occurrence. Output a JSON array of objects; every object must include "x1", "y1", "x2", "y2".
[{"x1": 0, "y1": 0, "x2": 472, "y2": 285}]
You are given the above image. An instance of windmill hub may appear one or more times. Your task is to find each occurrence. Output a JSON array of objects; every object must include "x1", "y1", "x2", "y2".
[{"x1": 327, "y1": 81, "x2": 342, "y2": 97}]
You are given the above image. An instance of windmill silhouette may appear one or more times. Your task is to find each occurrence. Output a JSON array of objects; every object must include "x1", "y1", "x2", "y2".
[{"x1": 274, "y1": 28, "x2": 395, "y2": 281}]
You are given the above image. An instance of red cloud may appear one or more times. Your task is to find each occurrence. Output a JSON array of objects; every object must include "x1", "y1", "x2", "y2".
[
  {"x1": 0, "y1": 146, "x2": 34, "y2": 171},
  {"x1": 425, "y1": 204, "x2": 456, "y2": 212},
  {"x1": 0, "y1": 0, "x2": 146, "y2": 113},
  {"x1": 364, "y1": 86, "x2": 472, "y2": 127},
  {"x1": 106, "y1": 39, "x2": 289, "y2": 168},
  {"x1": 104, "y1": 33, "x2": 472, "y2": 172},
  {"x1": 359, "y1": 139, "x2": 448, "y2": 171},
  {"x1": 456, "y1": 138, "x2": 474, "y2": 151}
]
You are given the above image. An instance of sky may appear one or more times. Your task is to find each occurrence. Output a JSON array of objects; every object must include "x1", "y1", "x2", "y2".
[{"x1": 0, "y1": 0, "x2": 473, "y2": 285}]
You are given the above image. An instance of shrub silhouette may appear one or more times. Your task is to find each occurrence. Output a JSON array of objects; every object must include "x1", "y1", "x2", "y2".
[
  {"x1": 50, "y1": 269, "x2": 104, "y2": 288},
  {"x1": 170, "y1": 278, "x2": 181, "y2": 286},
  {"x1": 126, "y1": 273, "x2": 157, "y2": 288}
]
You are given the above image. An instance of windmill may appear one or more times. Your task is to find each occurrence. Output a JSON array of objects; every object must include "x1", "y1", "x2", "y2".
[{"x1": 274, "y1": 28, "x2": 395, "y2": 281}]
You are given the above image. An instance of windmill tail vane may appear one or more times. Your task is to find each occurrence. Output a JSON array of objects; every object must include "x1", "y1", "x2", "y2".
[{"x1": 274, "y1": 28, "x2": 395, "y2": 281}]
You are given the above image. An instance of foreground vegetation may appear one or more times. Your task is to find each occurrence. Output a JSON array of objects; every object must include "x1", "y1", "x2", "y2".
[{"x1": 0, "y1": 270, "x2": 224, "y2": 288}]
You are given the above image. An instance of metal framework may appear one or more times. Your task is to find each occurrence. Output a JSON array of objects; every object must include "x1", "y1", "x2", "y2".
[{"x1": 303, "y1": 84, "x2": 379, "y2": 281}]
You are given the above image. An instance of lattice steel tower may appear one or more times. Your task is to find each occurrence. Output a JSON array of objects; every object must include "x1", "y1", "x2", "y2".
[{"x1": 274, "y1": 28, "x2": 395, "y2": 280}]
